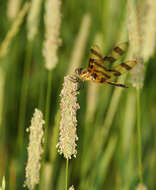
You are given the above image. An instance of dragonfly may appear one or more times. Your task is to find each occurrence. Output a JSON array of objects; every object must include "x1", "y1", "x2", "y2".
[{"x1": 75, "y1": 42, "x2": 137, "y2": 88}]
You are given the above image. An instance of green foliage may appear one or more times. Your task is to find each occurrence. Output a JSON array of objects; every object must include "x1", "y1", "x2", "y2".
[{"x1": 0, "y1": 0, "x2": 156, "y2": 189}]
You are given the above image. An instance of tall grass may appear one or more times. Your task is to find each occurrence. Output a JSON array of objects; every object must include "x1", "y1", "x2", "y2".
[{"x1": 0, "y1": 0, "x2": 156, "y2": 189}]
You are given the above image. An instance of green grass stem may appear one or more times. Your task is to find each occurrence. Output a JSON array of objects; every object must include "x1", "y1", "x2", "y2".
[
  {"x1": 38, "y1": 69, "x2": 46, "y2": 111},
  {"x1": 65, "y1": 159, "x2": 69, "y2": 190},
  {"x1": 39, "y1": 70, "x2": 52, "y2": 190},
  {"x1": 43, "y1": 70, "x2": 52, "y2": 159},
  {"x1": 17, "y1": 41, "x2": 33, "y2": 152},
  {"x1": 136, "y1": 88, "x2": 143, "y2": 186}
]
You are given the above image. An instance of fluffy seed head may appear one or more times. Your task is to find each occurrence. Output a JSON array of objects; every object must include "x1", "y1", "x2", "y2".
[
  {"x1": 0, "y1": 176, "x2": 5, "y2": 190},
  {"x1": 7, "y1": 0, "x2": 21, "y2": 20},
  {"x1": 24, "y1": 109, "x2": 45, "y2": 190},
  {"x1": 27, "y1": 0, "x2": 43, "y2": 41},
  {"x1": 130, "y1": 59, "x2": 145, "y2": 89},
  {"x1": 127, "y1": 0, "x2": 140, "y2": 57},
  {"x1": 69, "y1": 185, "x2": 75, "y2": 190},
  {"x1": 57, "y1": 75, "x2": 80, "y2": 159},
  {"x1": 136, "y1": 184, "x2": 147, "y2": 190},
  {"x1": 127, "y1": 0, "x2": 145, "y2": 89},
  {"x1": 141, "y1": 0, "x2": 156, "y2": 62},
  {"x1": 43, "y1": 0, "x2": 62, "y2": 70}
]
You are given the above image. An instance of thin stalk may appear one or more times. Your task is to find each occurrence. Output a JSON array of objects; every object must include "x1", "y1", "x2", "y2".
[
  {"x1": 38, "y1": 68, "x2": 45, "y2": 111},
  {"x1": 39, "y1": 70, "x2": 52, "y2": 190},
  {"x1": 17, "y1": 41, "x2": 33, "y2": 152},
  {"x1": 136, "y1": 88, "x2": 143, "y2": 186},
  {"x1": 43, "y1": 70, "x2": 52, "y2": 158},
  {"x1": 65, "y1": 159, "x2": 69, "y2": 190}
]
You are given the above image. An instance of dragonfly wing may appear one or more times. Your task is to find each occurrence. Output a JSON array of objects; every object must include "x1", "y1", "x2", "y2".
[
  {"x1": 88, "y1": 45, "x2": 104, "y2": 71},
  {"x1": 90, "y1": 45, "x2": 103, "y2": 60},
  {"x1": 107, "y1": 60, "x2": 137, "y2": 78},
  {"x1": 103, "y1": 42, "x2": 129, "y2": 64},
  {"x1": 88, "y1": 58, "x2": 112, "y2": 81},
  {"x1": 86, "y1": 43, "x2": 136, "y2": 86}
]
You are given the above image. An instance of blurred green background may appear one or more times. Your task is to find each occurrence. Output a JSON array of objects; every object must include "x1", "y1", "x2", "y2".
[{"x1": 0, "y1": 0, "x2": 155, "y2": 189}]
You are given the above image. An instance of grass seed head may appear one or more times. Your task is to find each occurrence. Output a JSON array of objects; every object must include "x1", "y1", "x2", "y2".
[
  {"x1": 57, "y1": 75, "x2": 80, "y2": 159},
  {"x1": 43, "y1": 0, "x2": 62, "y2": 70},
  {"x1": 27, "y1": 0, "x2": 43, "y2": 41},
  {"x1": 24, "y1": 109, "x2": 45, "y2": 190},
  {"x1": 69, "y1": 185, "x2": 75, "y2": 190}
]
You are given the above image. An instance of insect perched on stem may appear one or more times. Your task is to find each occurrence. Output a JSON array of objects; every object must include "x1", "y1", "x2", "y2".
[{"x1": 75, "y1": 42, "x2": 137, "y2": 88}]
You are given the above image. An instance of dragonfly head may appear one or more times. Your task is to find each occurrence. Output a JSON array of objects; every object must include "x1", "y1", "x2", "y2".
[
  {"x1": 75, "y1": 68, "x2": 83, "y2": 75},
  {"x1": 75, "y1": 68, "x2": 91, "y2": 81}
]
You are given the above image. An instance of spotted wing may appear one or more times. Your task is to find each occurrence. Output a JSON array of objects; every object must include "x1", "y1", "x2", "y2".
[
  {"x1": 87, "y1": 44, "x2": 135, "y2": 82},
  {"x1": 87, "y1": 45, "x2": 104, "y2": 72},
  {"x1": 90, "y1": 45, "x2": 103, "y2": 61},
  {"x1": 103, "y1": 42, "x2": 129, "y2": 64},
  {"x1": 89, "y1": 60, "x2": 137, "y2": 88},
  {"x1": 87, "y1": 45, "x2": 112, "y2": 81},
  {"x1": 107, "y1": 60, "x2": 137, "y2": 78},
  {"x1": 88, "y1": 42, "x2": 129, "y2": 72}
]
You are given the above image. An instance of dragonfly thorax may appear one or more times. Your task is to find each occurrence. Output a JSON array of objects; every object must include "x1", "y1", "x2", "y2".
[{"x1": 75, "y1": 68, "x2": 92, "y2": 81}]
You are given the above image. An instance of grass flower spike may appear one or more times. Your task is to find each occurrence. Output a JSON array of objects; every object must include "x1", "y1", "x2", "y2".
[
  {"x1": 27, "y1": 0, "x2": 43, "y2": 41},
  {"x1": 69, "y1": 185, "x2": 75, "y2": 190},
  {"x1": 25, "y1": 109, "x2": 45, "y2": 190},
  {"x1": 142, "y1": 0, "x2": 156, "y2": 62},
  {"x1": 127, "y1": 0, "x2": 145, "y2": 89},
  {"x1": 57, "y1": 75, "x2": 80, "y2": 159},
  {"x1": 7, "y1": 0, "x2": 21, "y2": 20},
  {"x1": 127, "y1": 0, "x2": 140, "y2": 57},
  {"x1": 0, "y1": 176, "x2": 5, "y2": 190},
  {"x1": 43, "y1": 0, "x2": 62, "y2": 70},
  {"x1": 136, "y1": 184, "x2": 147, "y2": 190}
]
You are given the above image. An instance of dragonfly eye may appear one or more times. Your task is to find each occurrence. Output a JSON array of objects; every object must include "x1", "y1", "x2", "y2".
[{"x1": 75, "y1": 68, "x2": 83, "y2": 75}]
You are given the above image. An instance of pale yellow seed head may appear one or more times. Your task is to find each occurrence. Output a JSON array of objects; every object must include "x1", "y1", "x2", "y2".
[
  {"x1": 43, "y1": 0, "x2": 62, "y2": 70},
  {"x1": 127, "y1": 0, "x2": 140, "y2": 57},
  {"x1": 27, "y1": 0, "x2": 43, "y2": 41},
  {"x1": 7, "y1": 0, "x2": 21, "y2": 20},
  {"x1": 136, "y1": 183, "x2": 147, "y2": 190},
  {"x1": 0, "y1": 176, "x2": 5, "y2": 190},
  {"x1": 141, "y1": 0, "x2": 156, "y2": 62},
  {"x1": 24, "y1": 109, "x2": 45, "y2": 190},
  {"x1": 57, "y1": 75, "x2": 80, "y2": 159},
  {"x1": 127, "y1": 0, "x2": 145, "y2": 89},
  {"x1": 69, "y1": 185, "x2": 75, "y2": 190},
  {"x1": 130, "y1": 60, "x2": 145, "y2": 89}
]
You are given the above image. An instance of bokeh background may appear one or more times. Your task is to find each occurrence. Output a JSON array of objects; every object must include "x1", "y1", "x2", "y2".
[{"x1": 0, "y1": 0, "x2": 156, "y2": 189}]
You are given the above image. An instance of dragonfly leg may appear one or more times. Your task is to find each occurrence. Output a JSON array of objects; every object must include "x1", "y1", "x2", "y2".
[
  {"x1": 68, "y1": 74, "x2": 80, "y2": 83},
  {"x1": 105, "y1": 81, "x2": 128, "y2": 88}
]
